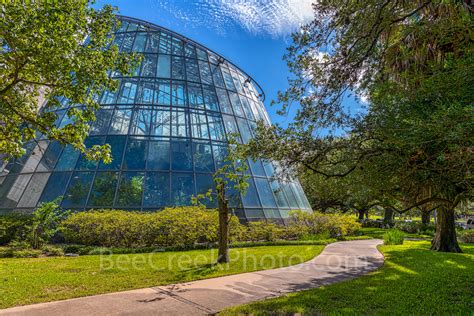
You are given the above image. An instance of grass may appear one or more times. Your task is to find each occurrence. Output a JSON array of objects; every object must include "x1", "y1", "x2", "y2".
[
  {"x1": 0, "y1": 245, "x2": 323, "y2": 309},
  {"x1": 357, "y1": 227, "x2": 432, "y2": 239},
  {"x1": 221, "y1": 241, "x2": 474, "y2": 315}
]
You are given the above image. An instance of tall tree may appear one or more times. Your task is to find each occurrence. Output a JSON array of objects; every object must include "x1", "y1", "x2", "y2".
[
  {"x1": 0, "y1": 1, "x2": 139, "y2": 162},
  {"x1": 247, "y1": 0, "x2": 473, "y2": 252}
]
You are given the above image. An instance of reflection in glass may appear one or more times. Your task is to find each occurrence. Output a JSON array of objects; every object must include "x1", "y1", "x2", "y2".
[
  {"x1": 116, "y1": 171, "x2": 144, "y2": 207},
  {"x1": 88, "y1": 172, "x2": 118, "y2": 206}
]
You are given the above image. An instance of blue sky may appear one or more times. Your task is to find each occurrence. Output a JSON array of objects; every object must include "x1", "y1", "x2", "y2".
[{"x1": 94, "y1": 0, "x2": 360, "y2": 128}]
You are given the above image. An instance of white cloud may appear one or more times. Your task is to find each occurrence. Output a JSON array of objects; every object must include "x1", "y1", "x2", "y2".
[{"x1": 153, "y1": 0, "x2": 315, "y2": 38}]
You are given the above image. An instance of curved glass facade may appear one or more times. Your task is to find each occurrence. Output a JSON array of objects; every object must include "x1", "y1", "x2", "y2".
[{"x1": 0, "y1": 16, "x2": 311, "y2": 222}]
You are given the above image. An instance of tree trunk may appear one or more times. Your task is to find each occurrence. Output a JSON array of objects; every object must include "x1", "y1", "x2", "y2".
[
  {"x1": 383, "y1": 208, "x2": 394, "y2": 226},
  {"x1": 421, "y1": 210, "x2": 431, "y2": 225},
  {"x1": 357, "y1": 209, "x2": 366, "y2": 221},
  {"x1": 431, "y1": 206, "x2": 462, "y2": 253},
  {"x1": 217, "y1": 183, "x2": 230, "y2": 263}
]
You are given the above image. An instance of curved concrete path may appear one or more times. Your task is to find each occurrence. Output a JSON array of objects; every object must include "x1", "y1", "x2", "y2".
[{"x1": 0, "y1": 239, "x2": 383, "y2": 316}]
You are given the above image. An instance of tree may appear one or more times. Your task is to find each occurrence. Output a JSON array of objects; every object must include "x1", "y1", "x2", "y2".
[
  {"x1": 28, "y1": 200, "x2": 64, "y2": 249},
  {"x1": 247, "y1": 0, "x2": 473, "y2": 252},
  {"x1": 0, "y1": 1, "x2": 139, "y2": 162},
  {"x1": 192, "y1": 137, "x2": 249, "y2": 263}
]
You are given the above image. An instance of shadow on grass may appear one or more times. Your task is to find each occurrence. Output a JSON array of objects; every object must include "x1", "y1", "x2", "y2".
[{"x1": 222, "y1": 241, "x2": 474, "y2": 315}]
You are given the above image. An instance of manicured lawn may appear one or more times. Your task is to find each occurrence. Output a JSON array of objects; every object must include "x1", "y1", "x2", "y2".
[
  {"x1": 0, "y1": 245, "x2": 323, "y2": 308},
  {"x1": 222, "y1": 241, "x2": 474, "y2": 315}
]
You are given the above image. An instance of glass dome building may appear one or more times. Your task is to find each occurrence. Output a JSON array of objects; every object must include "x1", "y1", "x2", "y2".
[{"x1": 0, "y1": 16, "x2": 311, "y2": 223}]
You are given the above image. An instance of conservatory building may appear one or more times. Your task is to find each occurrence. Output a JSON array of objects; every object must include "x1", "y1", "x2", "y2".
[{"x1": 0, "y1": 16, "x2": 311, "y2": 222}]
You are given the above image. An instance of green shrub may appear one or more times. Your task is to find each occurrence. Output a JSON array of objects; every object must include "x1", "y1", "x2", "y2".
[
  {"x1": 61, "y1": 207, "x2": 247, "y2": 248},
  {"x1": 41, "y1": 245, "x2": 64, "y2": 256},
  {"x1": 245, "y1": 221, "x2": 285, "y2": 242},
  {"x1": 394, "y1": 221, "x2": 435, "y2": 235},
  {"x1": 28, "y1": 201, "x2": 64, "y2": 249},
  {"x1": 383, "y1": 230, "x2": 405, "y2": 245},
  {"x1": 0, "y1": 213, "x2": 31, "y2": 245},
  {"x1": 458, "y1": 230, "x2": 474, "y2": 243},
  {"x1": 288, "y1": 211, "x2": 361, "y2": 239}
]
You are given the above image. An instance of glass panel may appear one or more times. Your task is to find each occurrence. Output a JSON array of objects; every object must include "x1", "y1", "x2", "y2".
[
  {"x1": 190, "y1": 110, "x2": 209, "y2": 139},
  {"x1": 193, "y1": 142, "x2": 214, "y2": 172},
  {"x1": 118, "y1": 79, "x2": 137, "y2": 104},
  {"x1": 155, "y1": 79, "x2": 171, "y2": 105},
  {"x1": 290, "y1": 182, "x2": 306, "y2": 209},
  {"x1": 270, "y1": 179, "x2": 289, "y2": 208},
  {"x1": 87, "y1": 172, "x2": 118, "y2": 207},
  {"x1": 37, "y1": 141, "x2": 62, "y2": 172},
  {"x1": 207, "y1": 114, "x2": 225, "y2": 141},
  {"x1": 231, "y1": 71, "x2": 244, "y2": 92},
  {"x1": 143, "y1": 172, "x2": 170, "y2": 207},
  {"x1": 171, "y1": 172, "x2": 194, "y2": 206},
  {"x1": 16, "y1": 173, "x2": 50, "y2": 208},
  {"x1": 109, "y1": 107, "x2": 132, "y2": 134},
  {"x1": 171, "y1": 37, "x2": 184, "y2": 55},
  {"x1": 117, "y1": 20, "x2": 128, "y2": 32},
  {"x1": 212, "y1": 143, "x2": 228, "y2": 169},
  {"x1": 241, "y1": 178, "x2": 261, "y2": 207},
  {"x1": 90, "y1": 108, "x2": 113, "y2": 135},
  {"x1": 150, "y1": 109, "x2": 171, "y2": 136},
  {"x1": 263, "y1": 161, "x2": 275, "y2": 177},
  {"x1": 171, "y1": 140, "x2": 192, "y2": 171},
  {"x1": 0, "y1": 174, "x2": 31, "y2": 207},
  {"x1": 75, "y1": 136, "x2": 104, "y2": 170},
  {"x1": 130, "y1": 108, "x2": 152, "y2": 135},
  {"x1": 283, "y1": 182, "x2": 299, "y2": 208},
  {"x1": 185, "y1": 58, "x2": 200, "y2": 83},
  {"x1": 156, "y1": 54, "x2": 171, "y2": 78},
  {"x1": 121, "y1": 32, "x2": 135, "y2": 52},
  {"x1": 132, "y1": 32, "x2": 147, "y2": 51},
  {"x1": 240, "y1": 95, "x2": 255, "y2": 120},
  {"x1": 172, "y1": 56, "x2": 185, "y2": 80},
  {"x1": 159, "y1": 32, "x2": 171, "y2": 54},
  {"x1": 248, "y1": 159, "x2": 265, "y2": 177},
  {"x1": 202, "y1": 85, "x2": 219, "y2": 111},
  {"x1": 198, "y1": 60, "x2": 213, "y2": 85},
  {"x1": 127, "y1": 23, "x2": 138, "y2": 32},
  {"x1": 123, "y1": 137, "x2": 147, "y2": 170},
  {"x1": 98, "y1": 135, "x2": 126, "y2": 170},
  {"x1": 20, "y1": 141, "x2": 48, "y2": 173},
  {"x1": 236, "y1": 118, "x2": 252, "y2": 143},
  {"x1": 254, "y1": 178, "x2": 277, "y2": 208},
  {"x1": 196, "y1": 47, "x2": 208, "y2": 60},
  {"x1": 136, "y1": 79, "x2": 155, "y2": 104},
  {"x1": 216, "y1": 88, "x2": 233, "y2": 114},
  {"x1": 211, "y1": 64, "x2": 225, "y2": 88},
  {"x1": 184, "y1": 43, "x2": 196, "y2": 58},
  {"x1": 187, "y1": 83, "x2": 204, "y2": 108},
  {"x1": 61, "y1": 172, "x2": 94, "y2": 208},
  {"x1": 147, "y1": 140, "x2": 170, "y2": 170},
  {"x1": 171, "y1": 109, "x2": 188, "y2": 137},
  {"x1": 116, "y1": 171, "x2": 144, "y2": 207},
  {"x1": 55, "y1": 145, "x2": 80, "y2": 171},
  {"x1": 195, "y1": 173, "x2": 216, "y2": 207},
  {"x1": 245, "y1": 209, "x2": 265, "y2": 219},
  {"x1": 145, "y1": 33, "x2": 159, "y2": 53},
  {"x1": 264, "y1": 209, "x2": 281, "y2": 219},
  {"x1": 221, "y1": 68, "x2": 235, "y2": 91},
  {"x1": 38, "y1": 172, "x2": 71, "y2": 204},
  {"x1": 100, "y1": 88, "x2": 118, "y2": 104},
  {"x1": 222, "y1": 114, "x2": 240, "y2": 139},
  {"x1": 229, "y1": 92, "x2": 244, "y2": 117},
  {"x1": 171, "y1": 81, "x2": 186, "y2": 106},
  {"x1": 140, "y1": 54, "x2": 157, "y2": 77}
]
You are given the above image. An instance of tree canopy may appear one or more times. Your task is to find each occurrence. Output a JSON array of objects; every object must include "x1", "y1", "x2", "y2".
[
  {"x1": 0, "y1": 1, "x2": 139, "y2": 162},
  {"x1": 247, "y1": 0, "x2": 473, "y2": 252}
]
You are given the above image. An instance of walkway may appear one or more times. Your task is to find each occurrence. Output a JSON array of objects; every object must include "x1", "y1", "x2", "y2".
[{"x1": 0, "y1": 239, "x2": 384, "y2": 316}]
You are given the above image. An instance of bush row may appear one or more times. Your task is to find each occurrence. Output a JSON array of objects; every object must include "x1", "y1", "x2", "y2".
[{"x1": 59, "y1": 209, "x2": 361, "y2": 248}]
